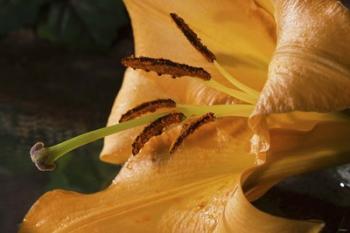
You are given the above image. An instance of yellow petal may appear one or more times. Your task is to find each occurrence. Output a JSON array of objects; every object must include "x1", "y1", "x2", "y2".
[
  {"x1": 250, "y1": 110, "x2": 349, "y2": 156},
  {"x1": 215, "y1": 172, "x2": 324, "y2": 233},
  {"x1": 247, "y1": 120, "x2": 350, "y2": 196},
  {"x1": 22, "y1": 119, "x2": 350, "y2": 233},
  {"x1": 250, "y1": 0, "x2": 350, "y2": 154},
  {"x1": 216, "y1": 120, "x2": 350, "y2": 233},
  {"x1": 22, "y1": 116, "x2": 350, "y2": 233},
  {"x1": 21, "y1": 119, "x2": 256, "y2": 233},
  {"x1": 255, "y1": 0, "x2": 275, "y2": 15},
  {"x1": 101, "y1": 0, "x2": 276, "y2": 164},
  {"x1": 127, "y1": 0, "x2": 275, "y2": 88},
  {"x1": 256, "y1": 0, "x2": 350, "y2": 115}
]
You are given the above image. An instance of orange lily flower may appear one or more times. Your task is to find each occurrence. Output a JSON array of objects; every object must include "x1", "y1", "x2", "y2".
[{"x1": 21, "y1": 0, "x2": 350, "y2": 232}]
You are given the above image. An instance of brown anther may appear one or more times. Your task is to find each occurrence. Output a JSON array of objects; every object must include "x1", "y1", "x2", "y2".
[
  {"x1": 170, "y1": 112, "x2": 216, "y2": 154},
  {"x1": 132, "y1": 112, "x2": 185, "y2": 155},
  {"x1": 119, "y1": 99, "x2": 177, "y2": 122},
  {"x1": 122, "y1": 56, "x2": 211, "y2": 80},
  {"x1": 170, "y1": 13, "x2": 216, "y2": 63}
]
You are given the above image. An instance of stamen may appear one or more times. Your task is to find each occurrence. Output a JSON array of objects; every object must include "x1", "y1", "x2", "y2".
[
  {"x1": 170, "y1": 13, "x2": 216, "y2": 62},
  {"x1": 170, "y1": 112, "x2": 216, "y2": 154},
  {"x1": 132, "y1": 112, "x2": 185, "y2": 155},
  {"x1": 122, "y1": 56, "x2": 211, "y2": 80},
  {"x1": 177, "y1": 104, "x2": 254, "y2": 118},
  {"x1": 120, "y1": 98, "x2": 176, "y2": 122},
  {"x1": 170, "y1": 13, "x2": 259, "y2": 100},
  {"x1": 123, "y1": 56, "x2": 255, "y2": 103},
  {"x1": 123, "y1": 55, "x2": 256, "y2": 103}
]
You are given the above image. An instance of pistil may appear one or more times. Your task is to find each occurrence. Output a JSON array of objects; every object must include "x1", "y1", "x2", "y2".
[
  {"x1": 30, "y1": 112, "x2": 167, "y2": 171},
  {"x1": 30, "y1": 100, "x2": 255, "y2": 171}
]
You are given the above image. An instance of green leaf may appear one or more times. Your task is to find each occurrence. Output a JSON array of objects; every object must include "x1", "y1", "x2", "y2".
[
  {"x1": 0, "y1": 0, "x2": 46, "y2": 35},
  {"x1": 38, "y1": 0, "x2": 127, "y2": 49}
]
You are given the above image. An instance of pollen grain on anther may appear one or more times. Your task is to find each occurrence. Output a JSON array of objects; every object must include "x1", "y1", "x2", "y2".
[
  {"x1": 119, "y1": 99, "x2": 177, "y2": 122},
  {"x1": 122, "y1": 56, "x2": 211, "y2": 80},
  {"x1": 132, "y1": 112, "x2": 185, "y2": 155},
  {"x1": 170, "y1": 13, "x2": 216, "y2": 63},
  {"x1": 170, "y1": 112, "x2": 216, "y2": 154}
]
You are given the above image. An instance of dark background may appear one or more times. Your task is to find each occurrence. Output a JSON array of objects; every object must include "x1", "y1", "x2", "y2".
[{"x1": 0, "y1": 1, "x2": 350, "y2": 232}]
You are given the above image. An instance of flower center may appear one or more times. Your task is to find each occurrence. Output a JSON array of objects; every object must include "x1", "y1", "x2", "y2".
[
  {"x1": 29, "y1": 12, "x2": 346, "y2": 171},
  {"x1": 30, "y1": 12, "x2": 259, "y2": 171}
]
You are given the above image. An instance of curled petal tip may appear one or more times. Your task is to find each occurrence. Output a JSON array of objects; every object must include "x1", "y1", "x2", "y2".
[{"x1": 30, "y1": 142, "x2": 56, "y2": 172}]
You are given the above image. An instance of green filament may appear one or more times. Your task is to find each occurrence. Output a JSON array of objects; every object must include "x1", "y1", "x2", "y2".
[
  {"x1": 213, "y1": 60, "x2": 260, "y2": 98},
  {"x1": 205, "y1": 79, "x2": 256, "y2": 104}
]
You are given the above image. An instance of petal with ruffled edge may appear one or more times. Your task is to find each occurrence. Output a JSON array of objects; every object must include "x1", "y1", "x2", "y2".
[
  {"x1": 101, "y1": 0, "x2": 276, "y2": 164},
  {"x1": 257, "y1": 0, "x2": 350, "y2": 114},
  {"x1": 216, "y1": 120, "x2": 350, "y2": 233},
  {"x1": 250, "y1": 0, "x2": 350, "y2": 154},
  {"x1": 215, "y1": 174, "x2": 324, "y2": 233}
]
